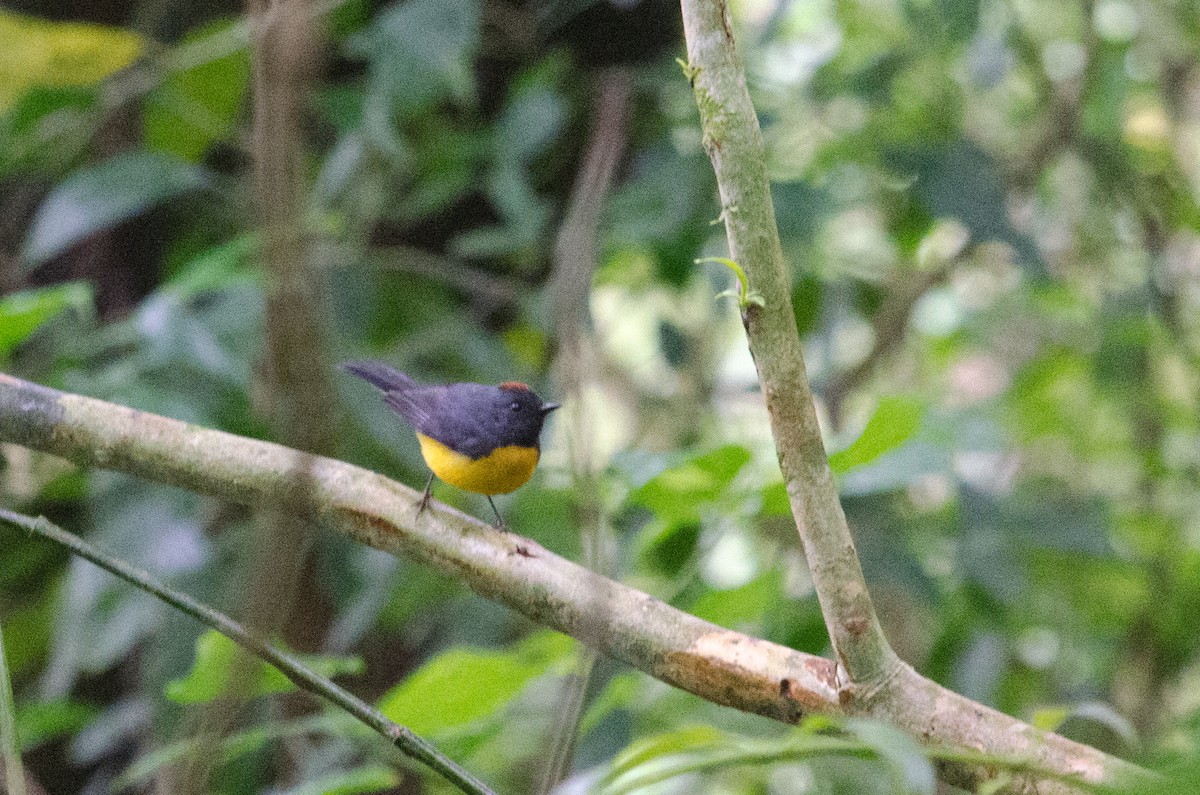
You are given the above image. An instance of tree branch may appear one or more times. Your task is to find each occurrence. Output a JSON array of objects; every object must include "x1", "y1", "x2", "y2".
[
  {"x1": 679, "y1": 0, "x2": 894, "y2": 688},
  {"x1": 0, "y1": 373, "x2": 837, "y2": 721},
  {"x1": 677, "y1": 0, "x2": 1146, "y2": 791},
  {"x1": 0, "y1": 373, "x2": 1144, "y2": 792}
]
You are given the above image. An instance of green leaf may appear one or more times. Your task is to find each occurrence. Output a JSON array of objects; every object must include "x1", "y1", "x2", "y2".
[
  {"x1": 844, "y1": 718, "x2": 936, "y2": 795},
  {"x1": 376, "y1": 632, "x2": 570, "y2": 736},
  {"x1": 758, "y1": 481, "x2": 792, "y2": 518},
  {"x1": 696, "y1": 256, "x2": 755, "y2": 310},
  {"x1": 144, "y1": 18, "x2": 251, "y2": 162},
  {"x1": 631, "y1": 444, "x2": 752, "y2": 525},
  {"x1": 604, "y1": 725, "x2": 725, "y2": 783},
  {"x1": 0, "y1": 10, "x2": 143, "y2": 111},
  {"x1": 0, "y1": 281, "x2": 91, "y2": 357},
  {"x1": 165, "y1": 630, "x2": 287, "y2": 703},
  {"x1": 0, "y1": 86, "x2": 98, "y2": 177},
  {"x1": 0, "y1": 597, "x2": 55, "y2": 678},
  {"x1": 828, "y1": 395, "x2": 925, "y2": 474},
  {"x1": 164, "y1": 234, "x2": 260, "y2": 298},
  {"x1": 22, "y1": 150, "x2": 210, "y2": 267},
  {"x1": 351, "y1": 0, "x2": 479, "y2": 119},
  {"x1": 165, "y1": 631, "x2": 363, "y2": 705},
  {"x1": 690, "y1": 569, "x2": 783, "y2": 629},
  {"x1": 1031, "y1": 705, "x2": 1071, "y2": 732},
  {"x1": 14, "y1": 698, "x2": 97, "y2": 751},
  {"x1": 639, "y1": 520, "x2": 701, "y2": 575},
  {"x1": 280, "y1": 765, "x2": 399, "y2": 795}
]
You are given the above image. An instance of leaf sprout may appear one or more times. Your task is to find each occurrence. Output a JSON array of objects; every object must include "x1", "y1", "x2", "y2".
[{"x1": 695, "y1": 256, "x2": 766, "y2": 312}]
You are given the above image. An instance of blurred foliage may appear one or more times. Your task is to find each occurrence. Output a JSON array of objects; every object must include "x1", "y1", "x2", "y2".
[
  {"x1": 1, "y1": 0, "x2": 1200, "y2": 792},
  {"x1": 164, "y1": 630, "x2": 364, "y2": 705},
  {"x1": 0, "y1": 11, "x2": 143, "y2": 111}
]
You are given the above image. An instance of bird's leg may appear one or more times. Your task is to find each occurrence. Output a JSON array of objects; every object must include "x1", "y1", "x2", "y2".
[
  {"x1": 487, "y1": 496, "x2": 507, "y2": 531},
  {"x1": 416, "y1": 472, "x2": 435, "y2": 519}
]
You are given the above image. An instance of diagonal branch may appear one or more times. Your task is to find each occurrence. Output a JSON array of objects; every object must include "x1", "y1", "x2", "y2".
[
  {"x1": 0, "y1": 373, "x2": 837, "y2": 722},
  {"x1": 0, "y1": 374, "x2": 1143, "y2": 792},
  {"x1": 0, "y1": 508, "x2": 494, "y2": 795}
]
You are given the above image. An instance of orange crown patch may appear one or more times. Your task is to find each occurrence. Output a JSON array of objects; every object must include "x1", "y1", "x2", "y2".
[{"x1": 499, "y1": 381, "x2": 531, "y2": 391}]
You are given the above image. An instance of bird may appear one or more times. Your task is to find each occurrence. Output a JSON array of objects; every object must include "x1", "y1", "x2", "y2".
[{"x1": 341, "y1": 361, "x2": 559, "y2": 529}]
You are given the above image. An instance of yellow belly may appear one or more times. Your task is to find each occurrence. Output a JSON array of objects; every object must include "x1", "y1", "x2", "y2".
[{"x1": 416, "y1": 433, "x2": 540, "y2": 495}]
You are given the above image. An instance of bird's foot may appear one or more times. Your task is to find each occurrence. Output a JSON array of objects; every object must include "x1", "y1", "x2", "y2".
[{"x1": 415, "y1": 473, "x2": 435, "y2": 519}]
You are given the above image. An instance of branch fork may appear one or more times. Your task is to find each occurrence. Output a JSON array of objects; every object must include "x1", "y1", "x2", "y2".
[{"x1": 677, "y1": 0, "x2": 1142, "y2": 789}]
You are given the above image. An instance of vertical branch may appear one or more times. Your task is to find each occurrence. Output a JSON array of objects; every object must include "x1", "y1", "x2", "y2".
[
  {"x1": 252, "y1": 0, "x2": 335, "y2": 456},
  {"x1": 674, "y1": 5, "x2": 1146, "y2": 789},
  {"x1": 247, "y1": 0, "x2": 336, "y2": 693},
  {"x1": 678, "y1": 0, "x2": 897, "y2": 687},
  {"x1": 174, "y1": 0, "x2": 333, "y2": 788}
]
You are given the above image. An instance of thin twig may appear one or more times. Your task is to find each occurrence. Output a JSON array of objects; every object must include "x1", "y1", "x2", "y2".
[
  {"x1": 0, "y1": 508, "x2": 495, "y2": 795},
  {"x1": 823, "y1": 258, "x2": 956, "y2": 429}
]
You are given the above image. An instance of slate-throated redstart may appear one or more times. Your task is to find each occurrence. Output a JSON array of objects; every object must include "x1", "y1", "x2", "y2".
[{"x1": 341, "y1": 361, "x2": 559, "y2": 528}]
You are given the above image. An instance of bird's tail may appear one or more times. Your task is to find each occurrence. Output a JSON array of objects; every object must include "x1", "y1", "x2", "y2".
[{"x1": 339, "y1": 360, "x2": 417, "y2": 393}]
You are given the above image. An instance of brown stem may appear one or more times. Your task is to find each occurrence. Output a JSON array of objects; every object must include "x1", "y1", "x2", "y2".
[
  {"x1": 540, "y1": 67, "x2": 634, "y2": 794},
  {"x1": 169, "y1": 0, "x2": 334, "y2": 789}
]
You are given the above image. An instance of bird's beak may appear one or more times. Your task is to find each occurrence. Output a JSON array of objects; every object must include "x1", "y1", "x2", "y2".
[{"x1": 541, "y1": 402, "x2": 561, "y2": 414}]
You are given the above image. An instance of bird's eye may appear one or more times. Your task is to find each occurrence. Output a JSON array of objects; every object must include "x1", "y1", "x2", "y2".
[{"x1": 511, "y1": 401, "x2": 521, "y2": 411}]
